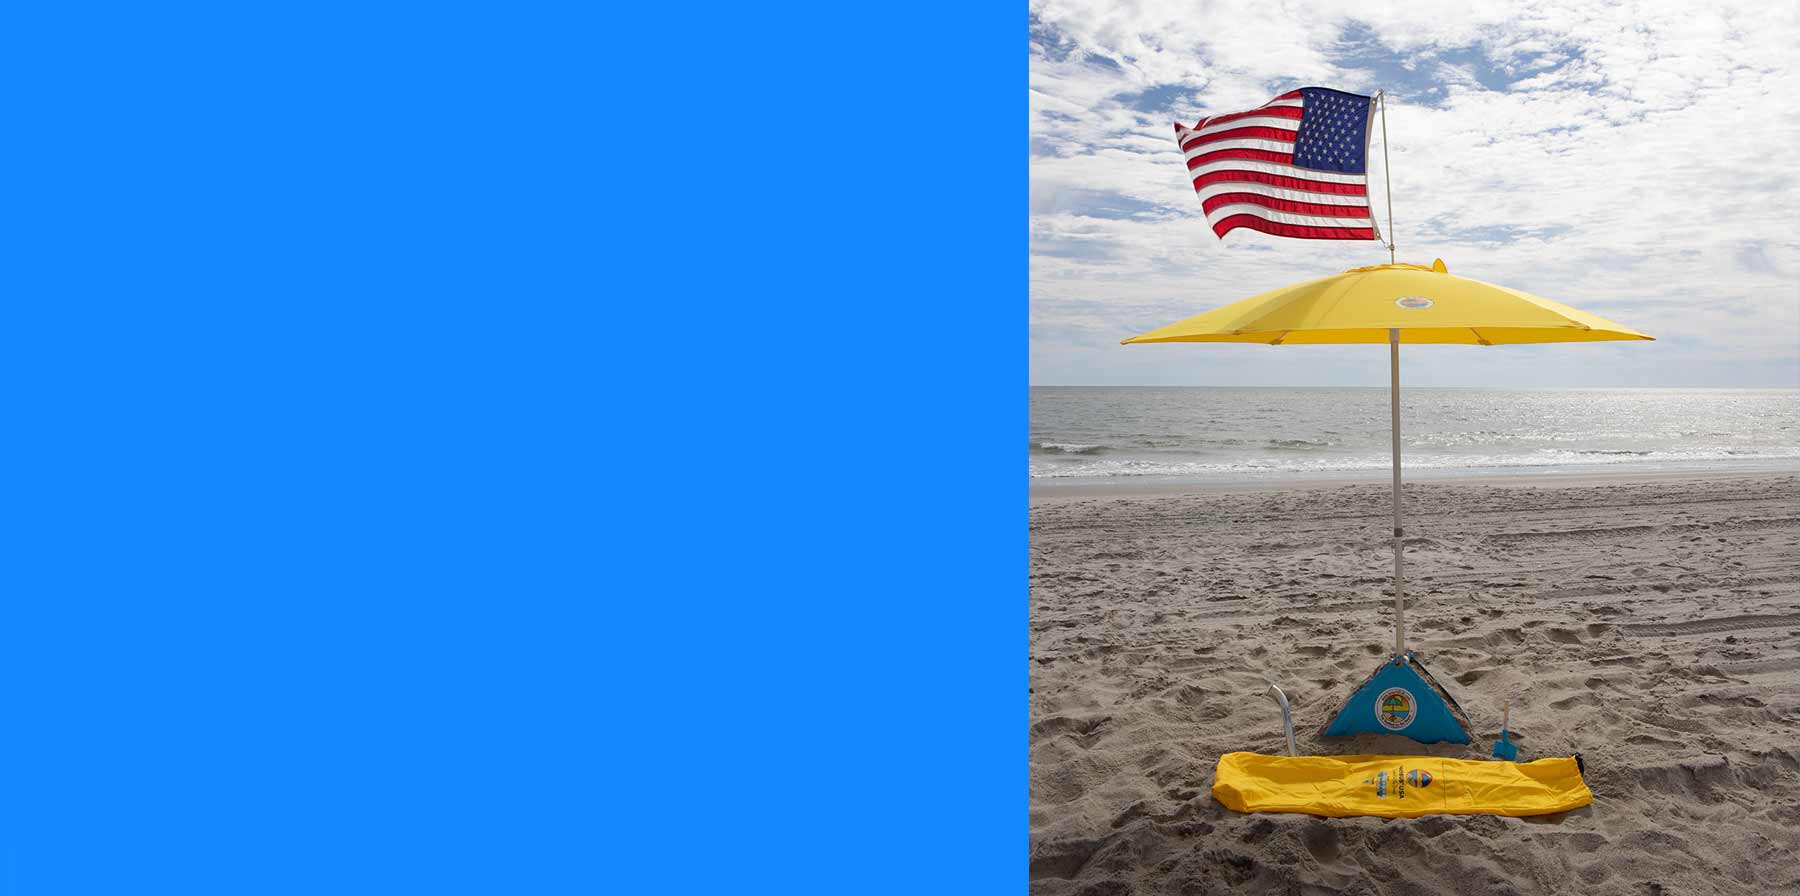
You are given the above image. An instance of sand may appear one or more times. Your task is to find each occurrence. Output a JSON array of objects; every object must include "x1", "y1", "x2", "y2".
[{"x1": 1029, "y1": 472, "x2": 1800, "y2": 895}]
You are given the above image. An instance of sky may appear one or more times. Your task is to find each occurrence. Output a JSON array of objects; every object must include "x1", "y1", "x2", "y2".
[{"x1": 1029, "y1": 0, "x2": 1800, "y2": 388}]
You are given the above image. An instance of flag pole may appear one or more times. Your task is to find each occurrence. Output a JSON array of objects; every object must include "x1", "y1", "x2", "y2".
[{"x1": 1378, "y1": 90, "x2": 1394, "y2": 264}]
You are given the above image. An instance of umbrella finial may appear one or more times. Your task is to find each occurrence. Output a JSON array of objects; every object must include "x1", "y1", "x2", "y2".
[{"x1": 1431, "y1": 258, "x2": 1448, "y2": 273}]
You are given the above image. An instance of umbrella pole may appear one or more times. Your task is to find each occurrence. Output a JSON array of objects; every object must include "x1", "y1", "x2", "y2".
[{"x1": 1389, "y1": 328, "x2": 1405, "y2": 657}]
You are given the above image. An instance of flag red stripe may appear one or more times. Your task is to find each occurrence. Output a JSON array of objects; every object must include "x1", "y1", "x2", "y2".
[
  {"x1": 1201, "y1": 193, "x2": 1372, "y2": 219},
  {"x1": 1185, "y1": 148, "x2": 1294, "y2": 169},
  {"x1": 1185, "y1": 105, "x2": 1304, "y2": 131},
  {"x1": 1180, "y1": 126, "x2": 1299, "y2": 152},
  {"x1": 1189, "y1": 169, "x2": 1370, "y2": 197},
  {"x1": 1210, "y1": 214, "x2": 1376, "y2": 241}
]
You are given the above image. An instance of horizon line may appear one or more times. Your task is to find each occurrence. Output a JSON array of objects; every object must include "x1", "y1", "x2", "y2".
[{"x1": 1029, "y1": 384, "x2": 1800, "y2": 390}]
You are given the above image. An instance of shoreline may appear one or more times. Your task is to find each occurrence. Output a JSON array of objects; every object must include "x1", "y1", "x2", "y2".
[{"x1": 1029, "y1": 464, "x2": 1800, "y2": 503}]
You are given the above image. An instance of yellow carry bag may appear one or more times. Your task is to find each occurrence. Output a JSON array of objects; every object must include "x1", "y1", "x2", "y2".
[{"x1": 1212, "y1": 752, "x2": 1592, "y2": 818}]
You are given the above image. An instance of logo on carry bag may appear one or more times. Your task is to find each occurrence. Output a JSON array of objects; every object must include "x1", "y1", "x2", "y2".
[
  {"x1": 1375, "y1": 687, "x2": 1416, "y2": 730},
  {"x1": 1408, "y1": 768, "x2": 1432, "y2": 788},
  {"x1": 1362, "y1": 771, "x2": 1389, "y2": 798}
]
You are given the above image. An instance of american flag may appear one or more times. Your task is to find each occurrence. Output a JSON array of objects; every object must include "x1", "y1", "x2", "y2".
[{"x1": 1174, "y1": 87, "x2": 1380, "y2": 241}]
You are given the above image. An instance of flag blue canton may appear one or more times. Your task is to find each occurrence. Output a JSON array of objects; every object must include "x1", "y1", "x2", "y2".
[{"x1": 1293, "y1": 87, "x2": 1372, "y2": 174}]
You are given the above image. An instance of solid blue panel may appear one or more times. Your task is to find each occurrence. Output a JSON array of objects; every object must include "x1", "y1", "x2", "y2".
[
  {"x1": 0, "y1": 2, "x2": 1018, "y2": 894},
  {"x1": 1323, "y1": 660, "x2": 1472, "y2": 744}
]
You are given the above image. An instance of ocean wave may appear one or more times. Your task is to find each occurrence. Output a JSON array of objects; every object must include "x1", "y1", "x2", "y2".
[
  {"x1": 1029, "y1": 387, "x2": 1800, "y2": 480},
  {"x1": 1029, "y1": 447, "x2": 1800, "y2": 479},
  {"x1": 1030, "y1": 441, "x2": 1111, "y2": 455},
  {"x1": 1264, "y1": 438, "x2": 1334, "y2": 450}
]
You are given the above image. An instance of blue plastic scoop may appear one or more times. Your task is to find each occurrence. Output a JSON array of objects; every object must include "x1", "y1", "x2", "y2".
[{"x1": 1492, "y1": 700, "x2": 1518, "y2": 761}]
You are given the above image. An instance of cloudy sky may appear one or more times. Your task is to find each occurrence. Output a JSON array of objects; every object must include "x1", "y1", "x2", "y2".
[{"x1": 1030, "y1": 0, "x2": 1800, "y2": 387}]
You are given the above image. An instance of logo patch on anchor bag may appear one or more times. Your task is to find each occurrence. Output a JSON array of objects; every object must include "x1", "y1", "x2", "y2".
[
  {"x1": 1375, "y1": 687, "x2": 1415, "y2": 730},
  {"x1": 1363, "y1": 771, "x2": 1389, "y2": 798}
]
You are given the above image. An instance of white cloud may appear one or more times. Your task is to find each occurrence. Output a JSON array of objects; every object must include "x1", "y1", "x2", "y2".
[{"x1": 1029, "y1": 0, "x2": 1800, "y2": 387}]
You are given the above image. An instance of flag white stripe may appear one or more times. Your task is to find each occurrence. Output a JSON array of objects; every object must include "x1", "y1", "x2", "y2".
[
  {"x1": 1187, "y1": 97, "x2": 1302, "y2": 125},
  {"x1": 1178, "y1": 100, "x2": 1303, "y2": 135},
  {"x1": 1186, "y1": 158, "x2": 1368, "y2": 186},
  {"x1": 1183, "y1": 115, "x2": 1301, "y2": 140},
  {"x1": 1202, "y1": 203, "x2": 1374, "y2": 229},
  {"x1": 1192, "y1": 182, "x2": 1369, "y2": 207},
  {"x1": 1182, "y1": 137, "x2": 1299, "y2": 159}
]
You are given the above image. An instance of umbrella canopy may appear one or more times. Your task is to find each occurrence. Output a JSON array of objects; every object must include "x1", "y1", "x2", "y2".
[{"x1": 1121, "y1": 259, "x2": 1653, "y2": 346}]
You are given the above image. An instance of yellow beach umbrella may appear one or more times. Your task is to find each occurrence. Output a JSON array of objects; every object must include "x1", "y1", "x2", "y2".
[
  {"x1": 1123, "y1": 259, "x2": 1653, "y2": 744},
  {"x1": 1122, "y1": 260, "x2": 1653, "y2": 346}
]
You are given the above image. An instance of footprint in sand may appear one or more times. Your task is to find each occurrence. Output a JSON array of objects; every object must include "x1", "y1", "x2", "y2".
[
  {"x1": 1455, "y1": 668, "x2": 1492, "y2": 685},
  {"x1": 1299, "y1": 822, "x2": 1341, "y2": 863}
]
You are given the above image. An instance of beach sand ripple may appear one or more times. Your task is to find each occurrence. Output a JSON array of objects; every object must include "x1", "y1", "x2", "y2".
[{"x1": 1030, "y1": 474, "x2": 1800, "y2": 895}]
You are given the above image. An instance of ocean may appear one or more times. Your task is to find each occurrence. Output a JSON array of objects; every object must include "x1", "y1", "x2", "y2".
[{"x1": 1030, "y1": 387, "x2": 1800, "y2": 483}]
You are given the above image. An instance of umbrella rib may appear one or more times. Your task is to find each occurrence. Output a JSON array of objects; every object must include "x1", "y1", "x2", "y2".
[
  {"x1": 1470, "y1": 328, "x2": 1492, "y2": 346},
  {"x1": 1310, "y1": 273, "x2": 1364, "y2": 330}
]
